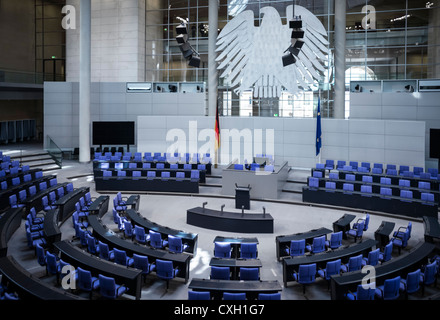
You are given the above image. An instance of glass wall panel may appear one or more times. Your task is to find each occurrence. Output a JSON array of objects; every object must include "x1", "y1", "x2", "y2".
[{"x1": 144, "y1": 0, "x2": 440, "y2": 118}]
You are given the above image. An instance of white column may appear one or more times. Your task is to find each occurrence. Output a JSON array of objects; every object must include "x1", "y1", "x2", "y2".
[
  {"x1": 208, "y1": 0, "x2": 219, "y2": 117},
  {"x1": 334, "y1": 0, "x2": 346, "y2": 119},
  {"x1": 79, "y1": 0, "x2": 91, "y2": 162}
]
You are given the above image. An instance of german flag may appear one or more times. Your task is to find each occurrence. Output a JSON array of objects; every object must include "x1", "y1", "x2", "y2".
[{"x1": 215, "y1": 104, "x2": 220, "y2": 151}]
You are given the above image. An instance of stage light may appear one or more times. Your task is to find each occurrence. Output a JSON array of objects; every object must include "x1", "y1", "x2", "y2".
[
  {"x1": 179, "y1": 42, "x2": 193, "y2": 59},
  {"x1": 289, "y1": 20, "x2": 302, "y2": 29},
  {"x1": 282, "y1": 12, "x2": 304, "y2": 68},
  {"x1": 175, "y1": 18, "x2": 201, "y2": 68},
  {"x1": 282, "y1": 52, "x2": 297, "y2": 67},
  {"x1": 176, "y1": 22, "x2": 188, "y2": 35},
  {"x1": 176, "y1": 33, "x2": 188, "y2": 44},
  {"x1": 188, "y1": 55, "x2": 201, "y2": 68}
]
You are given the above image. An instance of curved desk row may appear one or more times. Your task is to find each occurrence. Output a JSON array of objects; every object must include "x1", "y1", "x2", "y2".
[
  {"x1": 188, "y1": 278, "x2": 282, "y2": 300},
  {"x1": 93, "y1": 160, "x2": 212, "y2": 175},
  {"x1": 282, "y1": 239, "x2": 378, "y2": 287},
  {"x1": 94, "y1": 176, "x2": 199, "y2": 193},
  {"x1": 23, "y1": 182, "x2": 69, "y2": 216},
  {"x1": 0, "y1": 255, "x2": 84, "y2": 300},
  {"x1": 309, "y1": 176, "x2": 440, "y2": 202},
  {"x1": 0, "y1": 174, "x2": 55, "y2": 209},
  {"x1": 302, "y1": 186, "x2": 438, "y2": 219},
  {"x1": 423, "y1": 216, "x2": 440, "y2": 243},
  {"x1": 335, "y1": 170, "x2": 440, "y2": 192},
  {"x1": 275, "y1": 227, "x2": 333, "y2": 260},
  {"x1": 0, "y1": 207, "x2": 25, "y2": 257},
  {"x1": 54, "y1": 240, "x2": 143, "y2": 300},
  {"x1": 87, "y1": 215, "x2": 191, "y2": 283},
  {"x1": 330, "y1": 242, "x2": 437, "y2": 300},
  {"x1": 126, "y1": 209, "x2": 198, "y2": 255},
  {"x1": 187, "y1": 207, "x2": 274, "y2": 234},
  {"x1": 54, "y1": 186, "x2": 90, "y2": 224},
  {"x1": 94, "y1": 168, "x2": 206, "y2": 183}
]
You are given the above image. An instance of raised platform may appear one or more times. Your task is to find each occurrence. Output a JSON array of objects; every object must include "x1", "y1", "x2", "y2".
[
  {"x1": 221, "y1": 161, "x2": 289, "y2": 200},
  {"x1": 186, "y1": 206, "x2": 274, "y2": 233}
]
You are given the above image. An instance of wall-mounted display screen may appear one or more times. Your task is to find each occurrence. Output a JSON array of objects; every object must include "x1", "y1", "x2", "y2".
[{"x1": 93, "y1": 121, "x2": 135, "y2": 145}]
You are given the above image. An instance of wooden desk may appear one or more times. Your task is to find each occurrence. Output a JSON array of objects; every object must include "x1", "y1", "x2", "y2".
[
  {"x1": 187, "y1": 207, "x2": 273, "y2": 234},
  {"x1": 213, "y1": 236, "x2": 259, "y2": 259},
  {"x1": 54, "y1": 240, "x2": 143, "y2": 300},
  {"x1": 88, "y1": 195, "x2": 110, "y2": 218},
  {"x1": 188, "y1": 278, "x2": 282, "y2": 300},
  {"x1": 88, "y1": 215, "x2": 191, "y2": 283},
  {"x1": 126, "y1": 209, "x2": 198, "y2": 255},
  {"x1": 0, "y1": 255, "x2": 84, "y2": 300},
  {"x1": 283, "y1": 239, "x2": 377, "y2": 287},
  {"x1": 0, "y1": 207, "x2": 25, "y2": 257},
  {"x1": 209, "y1": 257, "x2": 262, "y2": 280},
  {"x1": 333, "y1": 214, "x2": 356, "y2": 239},
  {"x1": 330, "y1": 242, "x2": 436, "y2": 300},
  {"x1": 275, "y1": 227, "x2": 333, "y2": 260},
  {"x1": 423, "y1": 216, "x2": 440, "y2": 243},
  {"x1": 374, "y1": 221, "x2": 395, "y2": 248}
]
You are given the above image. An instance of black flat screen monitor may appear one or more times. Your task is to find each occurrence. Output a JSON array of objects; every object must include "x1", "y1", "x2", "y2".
[
  {"x1": 430, "y1": 129, "x2": 440, "y2": 159},
  {"x1": 93, "y1": 121, "x2": 135, "y2": 146}
]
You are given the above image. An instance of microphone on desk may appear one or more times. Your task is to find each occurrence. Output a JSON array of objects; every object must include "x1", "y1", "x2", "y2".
[
  {"x1": 202, "y1": 202, "x2": 208, "y2": 210},
  {"x1": 221, "y1": 204, "x2": 225, "y2": 215},
  {"x1": 263, "y1": 206, "x2": 266, "y2": 218}
]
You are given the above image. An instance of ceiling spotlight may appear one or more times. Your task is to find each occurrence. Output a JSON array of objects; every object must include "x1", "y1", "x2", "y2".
[
  {"x1": 175, "y1": 17, "x2": 201, "y2": 68},
  {"x1": 188, "y1": 55, "x2": 201, "y2": 68},
  {"x1": 176, "y1": 21, "x2": 188, "y2": 35},
  {"x1": 282, "y1": 52, "x2": 297, "y2": 67},
  {"x1": 282, "y1": 14, "x2": 304, "y2": 68}
]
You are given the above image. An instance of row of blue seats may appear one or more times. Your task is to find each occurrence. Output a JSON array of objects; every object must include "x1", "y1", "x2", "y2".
[
  {"x1": 9, "y1": 177, "x2": 59, "y2": 208},
  {"x1": 346, "y1": 257, "x2": 439, "y2": 300},
  {"x1": 308, "y1": 177, "x2": 436, "y2": 204},
  {"x1": 291, "y1": 224, "x2": 416, "y2": 298},
  {"x1": 319, "y1": 160, "x2": 439, "y2": 177},
  {"x1": 25, "y1": 183, "x2": 77, "y2": 250},
  {"x1": 102, "y1": 169, "x2": 200, "y2": 181},
  {"x1": 1, "y1": 170, "x2": 44, "y2": 191},
  {"x1": 75, "y1": 215, "x2": 180, "y2": 292},
  {"x1": 36, "y1": 242, "x2": 129, "y2": 299},
  {"x1": 101, "y1": 162, "x2": 207, "y2": 171},
  {"x1": 312, "y1": 171, "x2": 439, "y2": 191},
  {"x1": 0, "y1": 283, "x2": 19, "y2": 300},
  {"x1": 214, "y1": 242, "x2": 258, "y2": 259},
  {"x1": 94, "y1": 152, "x2": 212, "y2": 163}
]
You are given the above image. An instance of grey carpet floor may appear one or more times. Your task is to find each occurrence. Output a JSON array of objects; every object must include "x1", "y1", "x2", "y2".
[{"x1": 2, "y1": 142, "x2": 439, "y2": 301}]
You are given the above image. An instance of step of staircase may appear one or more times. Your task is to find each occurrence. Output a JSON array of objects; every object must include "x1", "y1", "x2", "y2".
[{"x1": 10, "y1": 150, "x2": 61, "y2": 172}]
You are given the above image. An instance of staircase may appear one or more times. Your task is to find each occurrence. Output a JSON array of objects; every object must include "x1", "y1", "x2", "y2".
[{"x1": 11, "y1": 150, "x2": 62, "y2": 172}]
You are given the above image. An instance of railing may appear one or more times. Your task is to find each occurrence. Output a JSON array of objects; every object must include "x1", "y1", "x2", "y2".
[
  {"x1": 0, "y1": 69, "x2": 65, "y2": 84},
  {"x1": 46, "y1": 135, "x2": 63, "y2": 169}
]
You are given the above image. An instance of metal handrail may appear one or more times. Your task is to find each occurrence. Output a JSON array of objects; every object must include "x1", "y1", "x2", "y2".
[{"x1": 45, "y1": 135, "x2": 63, "y2": 169}]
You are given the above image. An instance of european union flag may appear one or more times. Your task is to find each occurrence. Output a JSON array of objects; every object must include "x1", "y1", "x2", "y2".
[{"x1": 316, "y1": 97, "x2": 322, "y2": 157}]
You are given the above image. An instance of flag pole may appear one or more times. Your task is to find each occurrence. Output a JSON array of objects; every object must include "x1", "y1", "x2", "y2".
[{"x1": 318, "y1": 89, "x2": 322, "y2": 164}]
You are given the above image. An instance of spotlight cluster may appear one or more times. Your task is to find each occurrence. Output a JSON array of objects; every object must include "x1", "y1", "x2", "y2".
[
  {"x1": 176, "y1": 19, "x2": 201, "y2": 68},
  {"x1": 282, "y1": 16, "x2": 305, "y2": 67}
]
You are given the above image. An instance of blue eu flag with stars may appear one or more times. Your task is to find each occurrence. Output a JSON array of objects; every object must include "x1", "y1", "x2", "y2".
[{"x1": 316, "y1": 97, "x2": 322, "y2": 157}]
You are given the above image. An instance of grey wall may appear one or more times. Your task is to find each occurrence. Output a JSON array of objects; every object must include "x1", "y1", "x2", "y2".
[
  {"x1": 350, "y1": 91, "x2": 440, "y2": 168},
  {"x1": 43, "y1": 81, "x2": 206, "y2": 149},
  {"x1": 137, "y1": 116, "x2": 426, "y2": 169}
]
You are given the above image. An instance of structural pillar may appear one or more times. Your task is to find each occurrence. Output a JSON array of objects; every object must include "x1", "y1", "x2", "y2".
[
  {"x1": 79, "y1": 0, "x2": 91, "y2": 162},
  {"x1": 208, "y1": 0, "x2": 219, "y2": 117},
  {"x1": 334, "y1": 0, "x2": 346, "y2": 119}
]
